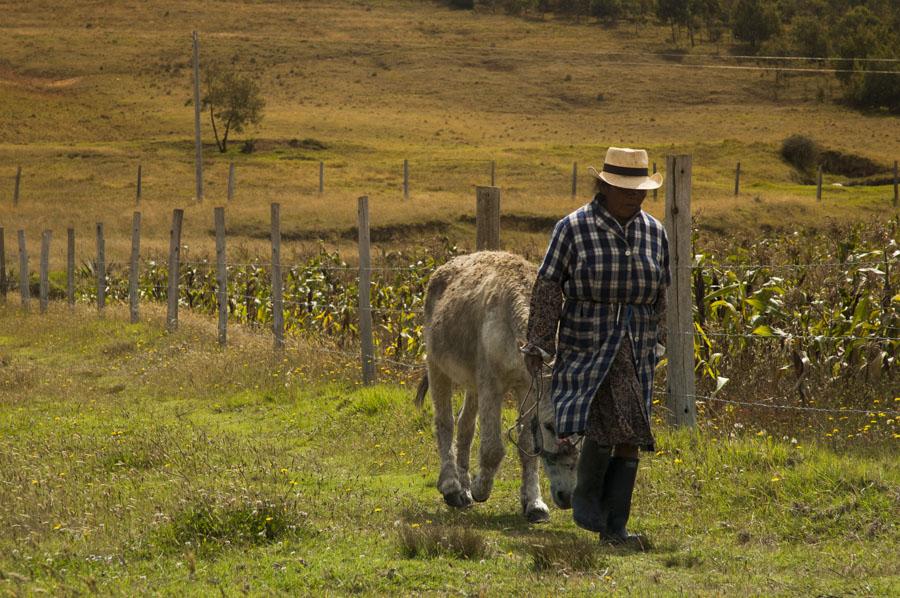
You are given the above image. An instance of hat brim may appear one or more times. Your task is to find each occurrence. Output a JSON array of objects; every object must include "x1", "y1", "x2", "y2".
[{"x1": 589, "y1": 166, "x2": 663, "y2": 190}]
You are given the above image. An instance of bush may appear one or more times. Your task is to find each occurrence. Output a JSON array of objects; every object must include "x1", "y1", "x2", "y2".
[{"x1": 780, "y1": 134, "x2": 820, "y2": 179}]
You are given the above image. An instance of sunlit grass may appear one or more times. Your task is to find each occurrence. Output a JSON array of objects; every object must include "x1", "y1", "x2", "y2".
[{"x1": 0, "y1": 305, "x2": 896, "y2": 594}]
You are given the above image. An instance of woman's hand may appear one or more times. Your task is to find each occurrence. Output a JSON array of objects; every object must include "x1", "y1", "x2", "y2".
[{"x1": 524, "y1": 352, "x2": 544, "y2": 375}]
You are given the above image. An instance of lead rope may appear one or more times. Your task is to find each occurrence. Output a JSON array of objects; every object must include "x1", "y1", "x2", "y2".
[{"x1": 506, "y1": 362, "x2": 545, "y2": 458}]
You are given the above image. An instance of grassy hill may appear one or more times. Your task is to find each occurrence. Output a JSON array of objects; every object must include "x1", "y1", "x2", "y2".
[
  {"x1": 1, "y1": 0, "x2": 898, "y2": 264},
  {"x1": 0, "y1": 305, "x2": 896, "y2": 595}
]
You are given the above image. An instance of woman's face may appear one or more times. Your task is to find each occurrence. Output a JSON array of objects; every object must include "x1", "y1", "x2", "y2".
[{"x1": 603, "y1": 183, "x2": 647, "y2": 220}]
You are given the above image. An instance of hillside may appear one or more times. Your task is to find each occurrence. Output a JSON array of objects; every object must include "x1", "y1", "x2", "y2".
[{"x1": 0, "y1": 0, "x2": 898, "y2": 263}]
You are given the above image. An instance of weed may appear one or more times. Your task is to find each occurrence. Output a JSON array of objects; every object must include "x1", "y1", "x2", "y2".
[
  {"x1": 663, "y1": 551, "x2": 702, "y2": 569},
  {"x1": 398, "y1": 523, "x2": 491, "y2": 560},
  {"x1": 527, "y1": 535, "x2": 605, "y2": 572},
  {"x1": 158, "y1": 495, "x2": 305, "y2": 556}
]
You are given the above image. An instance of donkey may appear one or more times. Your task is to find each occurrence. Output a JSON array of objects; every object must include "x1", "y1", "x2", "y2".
[{"x1": 415, "y1": 251, "x2": 580, "y2": 522}]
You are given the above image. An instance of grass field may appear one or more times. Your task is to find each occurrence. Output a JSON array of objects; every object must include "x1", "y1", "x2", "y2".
[
  {"x1": 0, "y1": 305, "x2": 897, "y2": 595},
  {"x1": 1, "y1": 0, "x2": 898, "y2": 265},
  {"x1": 1, "y1": 2, "x2": 898, "y2": 594}
]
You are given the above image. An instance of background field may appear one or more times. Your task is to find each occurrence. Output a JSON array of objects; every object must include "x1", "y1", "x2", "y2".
[{"x1": 1, "y1": 0, "x2": 898, "y2": 264}]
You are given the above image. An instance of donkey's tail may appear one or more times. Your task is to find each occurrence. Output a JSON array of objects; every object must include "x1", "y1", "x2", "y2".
[{"x1": 414, "y1": 374, "x2": 429, "y2": 409}]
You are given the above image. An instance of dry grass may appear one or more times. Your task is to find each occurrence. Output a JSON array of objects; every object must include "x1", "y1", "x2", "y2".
[
  {"x1": 398, "y1": 523, "x2": 492, "y2": 560},
  {"x1": 0, "y1": 0, "x2": 897, "y2": 266}
]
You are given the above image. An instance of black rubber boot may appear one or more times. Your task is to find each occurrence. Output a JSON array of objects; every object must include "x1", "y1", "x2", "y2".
[
  {"x1": 600, "y1": 456, "x2": 643, "y2": 545},
  {"x1": 571, "y1": 438, "x2": 612, "y2": 532}
]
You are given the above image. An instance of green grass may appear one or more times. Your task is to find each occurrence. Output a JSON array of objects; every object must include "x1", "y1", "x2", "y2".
[{"x1": 0, "y1": 304, "x2": 896, "y2": 595}]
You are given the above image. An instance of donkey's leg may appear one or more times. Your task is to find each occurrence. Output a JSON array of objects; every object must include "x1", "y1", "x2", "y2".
[
  {"x1": 471, "y1": 378, "x2": 505, "y2": 503},
  {"x1": 518, "y1": 408, "x2": 550, "y2": 523},
  {"x1": 431, "y1": 367, "x2": 472, "y2": 509},
  {"x1": 455, "y1": 390, "x2": 478, "y2": 493}
]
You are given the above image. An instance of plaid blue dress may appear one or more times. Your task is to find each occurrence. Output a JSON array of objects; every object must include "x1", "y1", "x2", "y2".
[{"x1": 538, "y1": 197, "x2": 670, "y2": 437}]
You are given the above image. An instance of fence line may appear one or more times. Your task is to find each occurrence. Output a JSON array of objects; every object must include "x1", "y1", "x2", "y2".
[
  {"x1": 2, "y1": 158, "x2": 894, "y2": 426},
  {"x1": 8, "y1": 154, "x2": 897, "y2": 206},
  {"x1": 681, "y1": 330, "x2": 900, "y2": 343},
  {"x1": 652, "y1": 390, "x2": 900, "y2": 418}
]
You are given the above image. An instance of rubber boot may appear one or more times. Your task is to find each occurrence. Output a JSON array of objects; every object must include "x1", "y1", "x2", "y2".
[
  {"x1": 571, "y1": 438, "x2": 612, "y2": 532},
  {"x1": 600, "y1": 456, "x2": 643, "y2": 545}
]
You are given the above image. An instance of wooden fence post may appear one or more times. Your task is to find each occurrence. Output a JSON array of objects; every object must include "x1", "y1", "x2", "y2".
[
  {"x1": 893, "y1": 160, "x2": 898, "y2": 208},
  {"x1": 734, "y1": 161, "x2": 741, "y2": 196},
  {"x1": 271, "y1": 203, "x2": 284, "y2": 352},
  {"x1": 129, "y1": 212, "x2": 141, "y2": 323},
  {"x1": 0, "y1": 227, "x2": 6, "y2": 303},
  {"x1": 491, "y1": 160, "x2": 496, "y2": 186},
  {"x1": 571, "y1": 161, "x2": 578, "y2": 198},
  {"x1": 96, "y1": 223, "x2": 105, "y2": 313},
  {"x1": 14, "y1": 166, "x2": 21, "y2": 207},
  {"x1": 66, "y1": 228, "x2": 75, "y2": 307},
  {"x1": 476, "y1": 186, "x2": 501, "y2": 251},
  {"x1": 664, "y1": 154, "x2": 696, "y2": 428},
  {"x1": 192, "y1": 31, "x2": 203, "y2": 202},
  {"x1": 39, "y1": 230, "x2": 51, "y2": 314},
  {"x1": 227, "y1": 162, "x2": 235, "y2": 202},
  {"x1": 357, "y1": 196, "x2": 376, "y2": 385},
  {"x1": 652, "y1": 162, "x2": 658, "y2": 201},
  {"x1": 215, "y1": 207, "x2": 227, "y2": 347},
  {"x1": 167, "y1": 209, "x2": 184, "y2": 332},
  {"x1": 17, "y1": 230, "x2": 29, "y2": 310},
  {"x1": 816, "y1": 165, "x2": 823, "y2": 201},
  {"x1": 318, "y1": 161, "x2": 324, "y2": 195},
  {"x1": 403, "y1": 159, "x2": 409, "y2": 200},
  {"x1": 136, "y1": 164, "x2": 142, "y2": 204}
]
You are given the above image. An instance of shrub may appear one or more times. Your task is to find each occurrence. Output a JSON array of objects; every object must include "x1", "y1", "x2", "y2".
[{"x1": 780, "y1": 134, "x2": 820, "y2": 179}]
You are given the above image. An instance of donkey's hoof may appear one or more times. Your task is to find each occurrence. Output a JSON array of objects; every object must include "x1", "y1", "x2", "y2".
[
  {"x1": 443, "y1": 489, "x2": 474, "y2": 509},
  {"x1": 471, "y1": 477, "x2": 494, "y2": 503},
  {"x1": 524, "y1": 500, "x2": 551, "y2": 524}
]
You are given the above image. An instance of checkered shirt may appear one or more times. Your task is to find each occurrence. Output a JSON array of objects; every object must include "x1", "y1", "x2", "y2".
[{"x1": 538, "y1": 198, "x2": 670, "y2": 437}]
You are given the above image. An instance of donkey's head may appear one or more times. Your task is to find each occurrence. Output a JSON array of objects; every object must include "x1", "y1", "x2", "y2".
[{"x1": 531, "y1": 380, "x2": 579, "y2": 509}]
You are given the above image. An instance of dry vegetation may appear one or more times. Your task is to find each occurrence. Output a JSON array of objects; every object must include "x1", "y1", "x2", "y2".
[{"x1": 0, "y1": 0, "x2": 897, "y2": 265}]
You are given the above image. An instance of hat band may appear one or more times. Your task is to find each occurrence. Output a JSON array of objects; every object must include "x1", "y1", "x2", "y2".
[{"x1": 602, "y1": 164, "x2": 648, "y2": 177}]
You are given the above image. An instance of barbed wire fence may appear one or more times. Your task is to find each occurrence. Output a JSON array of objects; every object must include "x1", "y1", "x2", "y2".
[
  {"x1": 1, "y1": 157, "x2": 897, "y2": 437},
  {"x1": 5, "y1": 139, "x2": 900, "y2": 209}
]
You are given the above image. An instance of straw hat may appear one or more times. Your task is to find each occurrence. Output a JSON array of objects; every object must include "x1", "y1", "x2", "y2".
[{"x1": 589, "y1": 147, "x2": 663, "y2": 191}]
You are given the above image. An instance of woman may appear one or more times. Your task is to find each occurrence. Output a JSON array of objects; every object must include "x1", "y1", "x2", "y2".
[{"x1": 523, "y1": 147, "x2": 669, "y2": 545}]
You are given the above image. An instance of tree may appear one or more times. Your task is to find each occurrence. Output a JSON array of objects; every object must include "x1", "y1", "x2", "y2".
[
  {"x1": 591, "y1": 0, "x2": 623, "y2": 22},
  {"x1": 833, "y1": 6, "x2": 900, "y2": 111},
  {"x1": 731, "y1": 0, "x2": 781, "y2": 50},
  {"x1": 201, "y1": 63, "x2": 265, "y2": 153},
  {"x1": 656, "y1": 0, "x2": 690, "y2": 43},
  {"x1": 790, "y1": 15, "x2": 830, "y2": 58}
]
